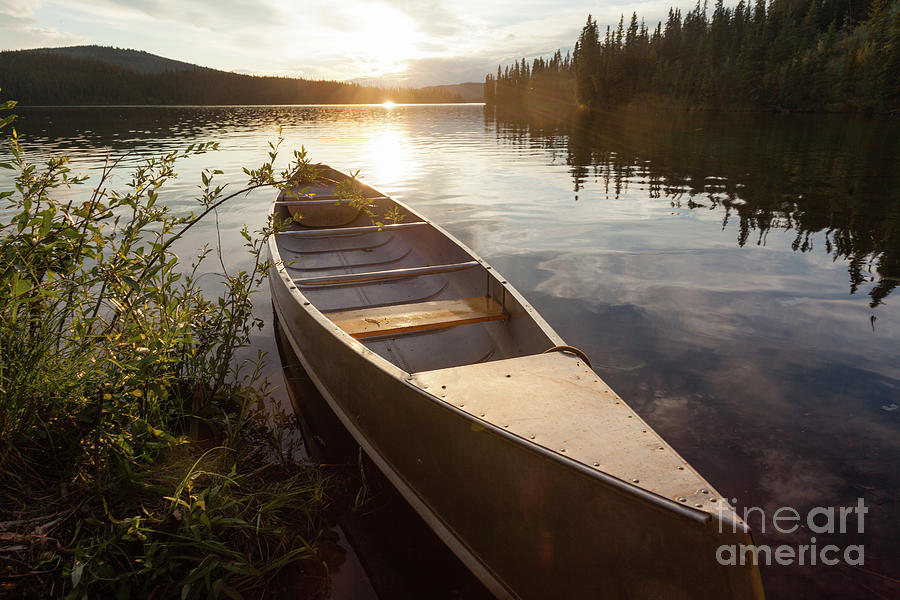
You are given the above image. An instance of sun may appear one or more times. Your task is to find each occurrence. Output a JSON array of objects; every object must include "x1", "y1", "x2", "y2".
[
  {"x1": 278, "y1": 3, "x2": 423, "y2": 81},
  {"x1": 348, "y1": 5, "x2": 419, "y2": 77}
]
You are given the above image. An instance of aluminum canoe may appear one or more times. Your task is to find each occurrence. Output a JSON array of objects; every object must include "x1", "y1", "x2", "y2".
[{"x1": 268, "y1": 166, "x2": 765, "y2": 599}]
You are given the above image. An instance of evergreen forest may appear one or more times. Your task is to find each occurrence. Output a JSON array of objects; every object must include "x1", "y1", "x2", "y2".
[{"x1": 484, "y1": 0, "x2": 900, "y2": 113}]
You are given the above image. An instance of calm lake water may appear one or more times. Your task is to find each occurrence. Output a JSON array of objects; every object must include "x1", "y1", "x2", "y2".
[{"x1": 4, "y1": 104, "x2": 899, "y2": 598}]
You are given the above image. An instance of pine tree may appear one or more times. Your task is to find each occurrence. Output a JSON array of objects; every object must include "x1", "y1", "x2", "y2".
[{"x1": 574, "y1": 15, "x2": 601, "y2": 107}]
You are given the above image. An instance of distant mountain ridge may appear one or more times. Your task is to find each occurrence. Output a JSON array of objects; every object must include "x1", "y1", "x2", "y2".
[
  {"x1": 420, "y1": 82, "x2": 483, "y2": 103},
  {"x1": 32, "y1": 46, "x2": 206, "y2": 74},
  {"x1": 0, "y1": 46, "x2": 465, "y2": 105}
]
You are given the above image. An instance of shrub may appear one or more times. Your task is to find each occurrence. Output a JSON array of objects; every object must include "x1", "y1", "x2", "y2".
[{"x1": 0, "y1": 99, "x2": 331, "y2": 598}]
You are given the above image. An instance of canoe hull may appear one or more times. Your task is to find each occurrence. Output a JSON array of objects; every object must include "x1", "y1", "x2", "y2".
[{"x1": 270, "y1": 265, "x2": 764, "y2": 599}]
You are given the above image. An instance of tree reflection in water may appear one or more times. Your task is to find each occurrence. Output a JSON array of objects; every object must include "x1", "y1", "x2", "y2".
[{"x1": 489, "y1": 106, "x2": 900, "y2": 307}]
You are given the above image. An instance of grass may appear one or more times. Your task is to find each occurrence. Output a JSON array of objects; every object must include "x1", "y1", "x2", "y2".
[{"x1": 0, "y1": 96, "x2": 336, "y2": 599}]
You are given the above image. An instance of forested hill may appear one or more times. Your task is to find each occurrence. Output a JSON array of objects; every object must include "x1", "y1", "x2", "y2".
[
  {"x1": 0, "y1": 47, "x2": 464, "y2": 105},
  {"x1": 484, "y1": 0, "x2": 900, "y2": 113},
  {"x1": 33, "y1": 46, "x2": 206, "y2": 74}
]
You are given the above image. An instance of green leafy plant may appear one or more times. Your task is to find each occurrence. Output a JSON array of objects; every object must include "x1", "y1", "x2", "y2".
[
  {"x1": 290, "y1": 145, "x2": 321, "y2": 185},
  {"x1": 334, "y1": 169, "x2": 366, "y2": 206},
  {"x1": 382, "y1": 205, "x2": 406, "y2": 225},
  {"x1": 0, "y1": 99, "x2": 332, "y2": 598},
  {"x1": 334, "y1": 169, "x2": 402, "y2": 226},
  {"x1": 65, "y1": 447, "x2": 329, "y2": 600}
]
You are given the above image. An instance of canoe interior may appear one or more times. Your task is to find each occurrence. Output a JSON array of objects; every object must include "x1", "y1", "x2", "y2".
[{"x1": 274, "y1": 167, "x2": 557, "y2": 374}]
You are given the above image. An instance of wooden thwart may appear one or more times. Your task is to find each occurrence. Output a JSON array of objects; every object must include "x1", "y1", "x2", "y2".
[{"x1": 325, "y1": 296, "x2": 508, "y2": 339}]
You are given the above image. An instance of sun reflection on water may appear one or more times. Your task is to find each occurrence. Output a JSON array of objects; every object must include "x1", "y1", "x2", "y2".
[{"x1": 365, "y1": 127, "x2": 413, "y2": 185}]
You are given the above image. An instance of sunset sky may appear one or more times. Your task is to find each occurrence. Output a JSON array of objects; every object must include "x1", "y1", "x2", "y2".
[{"x1": 2, "y1": 0, "x2": 688, "y2": 86}]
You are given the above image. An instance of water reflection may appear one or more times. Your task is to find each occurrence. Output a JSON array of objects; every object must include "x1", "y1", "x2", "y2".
[
  {"x1": 492, "y1": 107, "x2": 900, "y2": 307},
  {"x1": 4, "y1": 105, "x2": 898, "y2": 598},
  {"x1": 486, "y1": 106, "x2": 900, "y2": 598},
  {"x1": 366, "y1": 127, "x2": 415, "y2": 184}
]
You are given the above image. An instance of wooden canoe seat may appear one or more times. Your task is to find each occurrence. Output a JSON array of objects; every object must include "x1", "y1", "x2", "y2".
[{"x1": 324, "y1": 296, "x2": 508, "y2": 339}]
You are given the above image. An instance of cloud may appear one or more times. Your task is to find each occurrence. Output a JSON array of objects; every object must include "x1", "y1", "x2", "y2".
[
  {"x1": 0, "y1": 0, "x2": 719, "y2": 86},
  {"x1": 378, "y1": 0, "x2": 472, "y2": 37},
  {"x1": 0, "y1": 4, "x2": 85, "y2": 49},
  {"x1": 0, "y1": 0, "x2": 39, "y2": 18}
]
